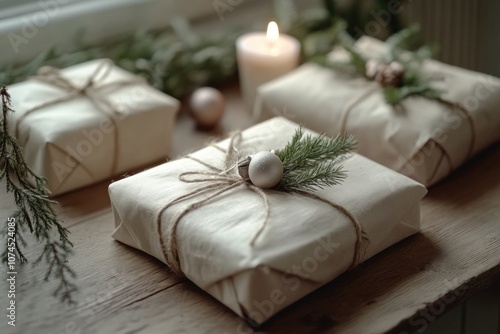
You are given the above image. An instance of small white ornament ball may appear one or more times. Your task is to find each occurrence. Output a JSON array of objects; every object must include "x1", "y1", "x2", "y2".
[
  {"x1": 248, "y1": 151, "x2": 284, "y2": 189},
  {"x1": 189, "y1": 87, "x2": 225, "y2": 129}
]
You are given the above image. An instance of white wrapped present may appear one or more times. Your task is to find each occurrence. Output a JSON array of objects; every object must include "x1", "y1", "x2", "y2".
[
  {"x1": 255, "y1": 37, "x2": 500, "y2": 186},
  {"x1": 109, "y1": 117, "x2": 427, "y2": 325},
  {"x1": 7, "y1": 59, "x2": 180, "y2": 196}
]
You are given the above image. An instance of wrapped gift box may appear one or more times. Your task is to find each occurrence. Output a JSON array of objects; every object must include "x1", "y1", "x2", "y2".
[
  {"x1": 109, "y1": 117, "x2": 427, "y2": 325},
  {"x1": 255, "y1": 37, "x2": 500, "y2": 186},
  {"x1": 8, "y1": 59, "x2": 180, "y2": 196}
]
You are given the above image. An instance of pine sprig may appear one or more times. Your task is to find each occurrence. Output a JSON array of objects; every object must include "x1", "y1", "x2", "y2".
[
  {"x1": 275, "y1": 127, "x2": 356, "y2": 191},
  {"x1": 338, "y1": 32, "x2": 368, "y2": 75},
  {"x1": 0, "y1": 86, "x2": 77, "y2": 304},
  {"x1": 314, "y1": 25, "x2": 442, "y2": 106},
  {"x1": 0, "y1": 22, "x2": 242, "y2": 100}
]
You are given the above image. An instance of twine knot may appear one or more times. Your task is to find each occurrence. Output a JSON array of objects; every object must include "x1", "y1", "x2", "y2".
[
  {"x1": 156, "y1": 132, "x2": 368, "y2": 277},
  {"x1": 14, "y1": 59, "x2": 144, "y2": 139},
  {"x1": 11, "y1": 59, "x2": 146, "y2": 192}
]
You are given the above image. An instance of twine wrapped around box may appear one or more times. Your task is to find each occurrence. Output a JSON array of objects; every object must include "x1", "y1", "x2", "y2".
[
  {"x1": 13, "y1": 59, "x2": 144, "y2": 178},
  {"x1": 110, "y1": 117, "x2": 427, "y2": 324},
  {"x1": 8, "y1": 59, "x2": 180, "y2": 196},
  {"x1": 329, "y1": 81, "x2": 477, "y2": 184}
]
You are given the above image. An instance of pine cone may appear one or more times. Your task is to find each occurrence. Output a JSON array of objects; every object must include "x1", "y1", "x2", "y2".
[{"x1": 379, "y1": 61, "x2": 405, "y2": 87}]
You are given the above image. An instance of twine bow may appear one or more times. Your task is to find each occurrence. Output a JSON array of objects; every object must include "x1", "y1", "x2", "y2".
[
  {"x1": 13, "y1": 59, "x2": 145, "y2": 186},
  {"x1": 156, "y1": 132, "x2": 368, "y2": 277}
]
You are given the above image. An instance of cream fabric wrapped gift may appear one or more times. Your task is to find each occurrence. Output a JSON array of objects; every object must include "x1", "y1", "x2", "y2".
[
  {"x1": 109, "y1": 117, "x2": 427, "y2": 325},
  {"x1": 7, "y1": 59, "x2": 180, "y2": 196},
  {"x1": 255, "y1": 37, "x2": 500, "y2": 186}
]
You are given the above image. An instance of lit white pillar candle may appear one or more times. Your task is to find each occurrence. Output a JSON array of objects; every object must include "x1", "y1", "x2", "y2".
[{"x1": 236, "y1": 21, "x2": 300, "y2": 115}]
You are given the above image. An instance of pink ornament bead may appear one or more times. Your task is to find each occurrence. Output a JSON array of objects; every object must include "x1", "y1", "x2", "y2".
[{"x1": 189, "y1": 87, "x2": 225, "y2": 129}]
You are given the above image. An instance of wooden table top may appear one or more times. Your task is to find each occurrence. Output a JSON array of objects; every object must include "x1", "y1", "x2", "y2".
[{"x1": 2, "y1": 85, "x2": 500, "y2": 334}]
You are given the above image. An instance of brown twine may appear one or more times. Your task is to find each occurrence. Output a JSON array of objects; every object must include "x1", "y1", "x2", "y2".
[
  {"x1": 396, "y1": 99, "x2": 476, "y2": 185},
  {"x1": 14, "y1": 59, "x2": 145, "y2": 179},
  {"x1": 337, "y1": 83, "x2": 477, "y2": 185},
  {"x1": 338, "y1": 85, "x2": 380, "y2": 134},
  {"x1": 426, "y1": 140, "x2": 452, "y2": 183},
  {"x1": 155, "y1": 132, "x2": 367, "y2": 277},
  {"x1": 437, "y1": 98, "x2": 476, "y2": 159},
  {"x1": 294, "y1": 190, "x2": 369, "y2": 268}
]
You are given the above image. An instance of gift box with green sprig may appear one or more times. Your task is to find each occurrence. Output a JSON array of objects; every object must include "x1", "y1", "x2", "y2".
[
  {"x1": 255, "y1": 27, "x2": 500, "y2": 186},
  {"x1": 109, "y1": 117, "x2": 426, "y2": 324}
]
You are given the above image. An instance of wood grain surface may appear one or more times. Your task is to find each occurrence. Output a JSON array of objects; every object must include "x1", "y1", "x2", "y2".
[{"x1": 1, "y1": 85, "x2": 499, "y2": 334}]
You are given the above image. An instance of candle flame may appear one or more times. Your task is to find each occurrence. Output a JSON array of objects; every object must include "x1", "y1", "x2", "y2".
[{"x1": 266, "y1": 21, "x2": 279, "y2": 40}]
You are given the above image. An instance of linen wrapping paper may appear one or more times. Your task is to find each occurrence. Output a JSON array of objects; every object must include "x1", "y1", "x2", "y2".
[
  {"x1": 255, "y1": 36, "x2": 500, "y2": 186},
  {"x1": 7, "y1": 59, "x2": 180, "y2": 196},
  {"x1": 109, "y1": 117, "x2": 427, "y2": 324}
]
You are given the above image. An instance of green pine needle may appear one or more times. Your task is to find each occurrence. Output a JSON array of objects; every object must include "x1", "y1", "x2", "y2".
[
  {"x1": 0, "y1": 25, "x2": 241, "y2": 100},
  {"x1": 314, "y1": 25, "x2": 443, "y2": 106},
  {"x1": 385, "y1": 24, "x2": 423, "y2": 53},
  {"x1": 338, "y1": 32, "x2": 367, "y2": 75},
  {"x1": 0, "y1": 86, "x2": 77, "y2": 304},
  {"x1": 383, "y1": 85, "x2": 442, "y2": 105},
  {"x1": 275, "y1": 127, "x2": 356, "y2": 192}
]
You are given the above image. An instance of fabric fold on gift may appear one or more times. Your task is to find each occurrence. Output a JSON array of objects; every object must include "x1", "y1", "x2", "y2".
[
  {"x1": 8, "y1": 59, "x2": 180, "y2": 196},
  {"x1": 110, "y1": 117, "x2": 427, "y2": 324},
  {"x1": 256, "y1": 37, "x2": 500, "y2": 186}
]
